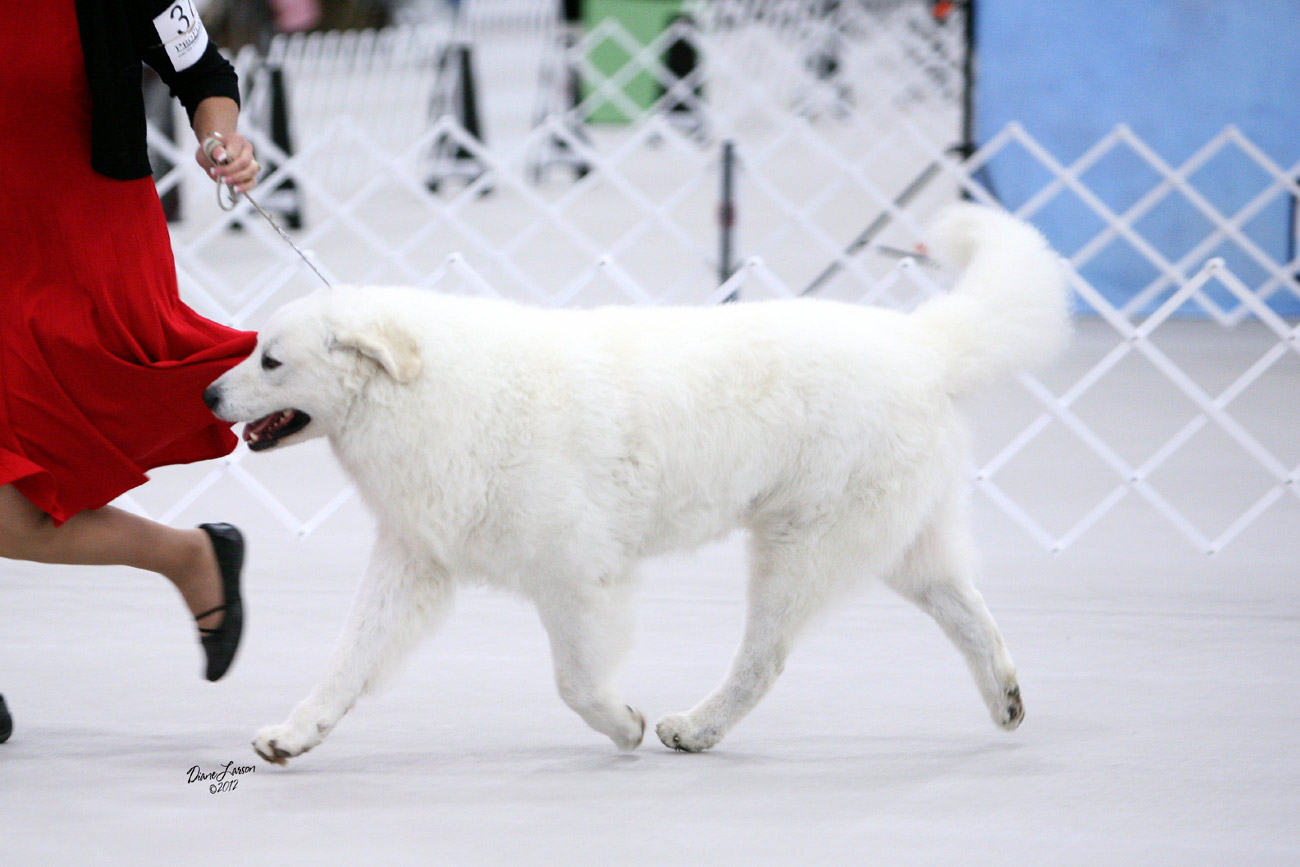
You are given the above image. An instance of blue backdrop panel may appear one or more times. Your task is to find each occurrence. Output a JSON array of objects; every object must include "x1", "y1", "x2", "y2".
[{"x1": 975, "y1": 0, "x2": 1300, "y2": 316}]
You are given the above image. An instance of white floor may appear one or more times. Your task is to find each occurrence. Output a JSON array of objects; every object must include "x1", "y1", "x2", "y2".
[{"x1": 3, "y1": 453, "x2": 1298, "y2": 864}]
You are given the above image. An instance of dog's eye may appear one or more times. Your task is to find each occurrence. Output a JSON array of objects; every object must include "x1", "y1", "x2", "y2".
[{"x1": 261, "y1": 354, "x2": 282, "y2": 371}]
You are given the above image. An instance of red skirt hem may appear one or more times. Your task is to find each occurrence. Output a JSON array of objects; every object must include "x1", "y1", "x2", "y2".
[{"x1": 1, "y1": 422, "x2": 241, "y2": 527}]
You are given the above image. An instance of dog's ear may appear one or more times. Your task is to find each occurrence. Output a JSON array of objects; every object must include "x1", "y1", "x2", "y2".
[{"x1": 332, "y1": 320, "x2": 421, "y2": 383}]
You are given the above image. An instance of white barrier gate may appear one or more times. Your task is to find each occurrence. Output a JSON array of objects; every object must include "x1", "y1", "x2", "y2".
[{"x1": 135, "y1": 4, "x2": 1298, "y2": 556}]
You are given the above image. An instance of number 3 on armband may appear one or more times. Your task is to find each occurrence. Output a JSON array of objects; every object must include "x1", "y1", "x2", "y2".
[
  {"x1": 152, "y1": 0, "x2": 210, "y2": 72},
  {"x1": 169, "y1": 2, "x2": 192, "y2": 33}
]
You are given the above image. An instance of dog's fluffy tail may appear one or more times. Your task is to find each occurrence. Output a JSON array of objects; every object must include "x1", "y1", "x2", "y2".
[{"x1": 914, "y1": 203, "x2": 1071, "y2": 396}]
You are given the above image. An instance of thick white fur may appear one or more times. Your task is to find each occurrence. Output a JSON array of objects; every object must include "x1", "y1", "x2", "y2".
[{"x1": 206, "y1": 204, "x2": 1069, "y2": 764}]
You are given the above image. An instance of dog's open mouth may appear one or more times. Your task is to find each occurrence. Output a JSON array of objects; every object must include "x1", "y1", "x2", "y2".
[{"x1": 243, "y1": 409, "x2": 312, "y2": 451}]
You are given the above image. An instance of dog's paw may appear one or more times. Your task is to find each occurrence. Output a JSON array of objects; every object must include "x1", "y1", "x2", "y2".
[
  {"x1": 655, "y1": 713, "x2": 720, "y2": 753},
  {"x1": 252, "y1": 722, "x2": 320, "y2": 765},
  {"x1": 608, "y1": 705, "x2": 647, "y2": 751},
  {"x1": 997, "y1": 685, "x2": 1025, "y2": 731}
]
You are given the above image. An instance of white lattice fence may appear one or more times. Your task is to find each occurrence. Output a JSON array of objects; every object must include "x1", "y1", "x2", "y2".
[{"x1": 133, "y1": 10, "x2": 1298, "y2": 555}]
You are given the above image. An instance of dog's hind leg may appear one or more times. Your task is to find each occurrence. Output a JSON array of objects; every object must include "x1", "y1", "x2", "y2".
[
  {"x1": 884, "y1": 494, "x2": 1024, "y2": 731},
  {"x1": 253, "y1": 537, "x2": 452, "y2": 765},
  {"x1": 655, "y1": 529, "x2": 840, "y2": 753},
  {"x1": 536, "y1": 580, "x2": 646, "y2": 751}
]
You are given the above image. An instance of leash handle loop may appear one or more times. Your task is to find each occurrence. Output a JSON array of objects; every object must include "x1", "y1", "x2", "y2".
[{"x1": 202, "y1": 134, "x2": 241, "y2": 212}]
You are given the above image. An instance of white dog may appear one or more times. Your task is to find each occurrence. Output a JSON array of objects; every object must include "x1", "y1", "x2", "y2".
[{"x1": 205, "y1": 204, "x2": 1069, "y2": 764}]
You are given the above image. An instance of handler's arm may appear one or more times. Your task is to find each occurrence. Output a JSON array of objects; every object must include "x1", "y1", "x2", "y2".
[{"x1": 191, "y1": 97, "x2": 259, "y2": 193}]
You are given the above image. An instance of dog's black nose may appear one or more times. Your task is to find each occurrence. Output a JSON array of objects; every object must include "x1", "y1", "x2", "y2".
[{"x1": 203, "y1": 385, "x2": 221, "y2": 411}]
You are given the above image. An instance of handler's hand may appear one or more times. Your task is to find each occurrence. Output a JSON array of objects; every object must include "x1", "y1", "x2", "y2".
[{"x1": 197, "y1": 131, "x2": 260, "y2": 194}]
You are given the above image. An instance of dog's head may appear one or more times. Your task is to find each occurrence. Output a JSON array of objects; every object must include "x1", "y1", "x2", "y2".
[{"x1": 204, "y1": 288, "x2": 421, "y2": 452}]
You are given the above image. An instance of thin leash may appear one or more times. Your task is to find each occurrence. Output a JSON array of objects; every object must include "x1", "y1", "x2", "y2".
[{"x1": 203, "y1": 136, "x2": 332, "y2": 288}]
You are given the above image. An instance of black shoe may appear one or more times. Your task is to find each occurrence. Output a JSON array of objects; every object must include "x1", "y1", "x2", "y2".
[
  {"x1": 0, "y1": 694, "x2": 12, "y2": 744},
  {"x1": 195, "y1": 523, "x2": 246, "y2": 682}
]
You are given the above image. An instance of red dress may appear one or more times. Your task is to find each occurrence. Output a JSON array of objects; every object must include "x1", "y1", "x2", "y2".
[{"x1": 0, "y1": 1, "x2": 257, "y2": 525}]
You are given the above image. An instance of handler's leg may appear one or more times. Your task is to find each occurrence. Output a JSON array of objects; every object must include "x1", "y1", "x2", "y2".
[
  {"x1": 253, "y1": 536, "x2": 452, "y2": 764},
  {"x1": 0, "y1": 484, "x2": 225, "y2": 630}
]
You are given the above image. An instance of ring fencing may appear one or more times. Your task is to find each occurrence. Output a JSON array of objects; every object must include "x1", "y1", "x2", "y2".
[{"x1": 135, "y1": 0, "x2": 1298, "y2": 557}]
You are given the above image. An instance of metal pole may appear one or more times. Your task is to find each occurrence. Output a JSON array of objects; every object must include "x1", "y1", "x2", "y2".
[
  {"x1": 719, "y1": 139, "x2": 738, "y2": 301},
  {"x1": 958, "y1": 0, "x2": 999, "y2": 200},
  {"x1": 1289, "y1": 179, "x2": 1298, "y2": 268},
  {"x1": 960, "y1": 0, "x2": 977, "y2": 160}
]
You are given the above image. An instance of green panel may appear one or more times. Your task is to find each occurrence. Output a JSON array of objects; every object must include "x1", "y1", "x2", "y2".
[{"x1": 583, "y1": 0, "x2": 686, "y2": 124}]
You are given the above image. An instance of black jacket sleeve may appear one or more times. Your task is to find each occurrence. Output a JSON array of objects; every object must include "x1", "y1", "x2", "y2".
[
  {"x1": 74, "y1": 0, "x2": 240, "y2": 179},
  {"x1": 129, "y1": 0, "x2": 240, "y2": 123}
]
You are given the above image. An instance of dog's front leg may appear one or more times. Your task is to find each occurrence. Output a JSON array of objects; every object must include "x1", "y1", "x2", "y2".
[
  {"x1": 536, "y1": 581, "x2": 646, "y2": 751},
  {"x1": 253, "y1": 539, "x2": 451, "y2": 765}
]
